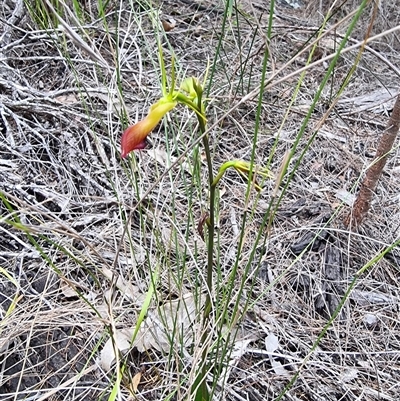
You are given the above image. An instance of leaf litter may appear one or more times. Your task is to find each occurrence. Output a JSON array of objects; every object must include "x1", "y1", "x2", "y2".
[
  {"x1": 100, "y1": 293, "x2": 201, "y2": 370},
  {"x1": 1, "y1": 0, "x2": 400, "y2": 400}
]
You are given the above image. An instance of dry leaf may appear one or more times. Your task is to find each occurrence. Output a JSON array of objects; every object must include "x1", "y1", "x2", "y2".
[
  {"x1": 335, "y1": 189, "x2": 356, "y2": 206},
  {"x1": 102, "y1": 267, "x2": 146, "y2": 306},
  {"x1": 265, "y1": 333, "x2": 279, "y2": 353},
  {"x1": 217, "y1": 337, "x2": 256, "y2": 388},
  {"x1": 270, "y1": 359, "x2": 288, "y2": 377},
  {"x1": 338, "y1": 87, "x2": 398, "y2": 115},
  {"x1": 59, "y1": 281, "x2": 78, "y2": 299},
  {"x1": 131, "y1": 371, "x2": 142, "y2": 392},
  {"x1": 161, "y1": 18, "x2": 176, "y2": 32},
  {"x1": 265, "y1": 333, "x2": 288, "y2": 377},
  {"x1": 100, "y1": 293, "x2": 202, "y2": 367},
  {"x1": 147, "y1": 147, "x2": 170, "y2": 165},
  {"x1": 54, "y1": 94, "x2": 79, "y2": 104},
  {"x1": 100, "y1": 328, "x2": 132, "y2": 370},
  {"x1": 340, "y1": 368, "x2": 359, "y2": 383},
  {"x1": 133, "y1": 293, "x2": 200, "y2": 353},
  {"x1": 146, "y1": 147, "x2": 192, "y2": 174}
]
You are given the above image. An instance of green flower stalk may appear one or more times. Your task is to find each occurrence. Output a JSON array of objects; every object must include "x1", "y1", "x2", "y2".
[{"x1": 120, "y1": 47, "x2": 273, "y2": 401}]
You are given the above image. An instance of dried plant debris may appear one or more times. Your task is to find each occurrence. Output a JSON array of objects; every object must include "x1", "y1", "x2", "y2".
[
  {"x1": 100, "y1": 293, "x2": 201, "y2": 370},
  {"x1": 1, "y1": 0, "x2": 400, "y2": 400}
]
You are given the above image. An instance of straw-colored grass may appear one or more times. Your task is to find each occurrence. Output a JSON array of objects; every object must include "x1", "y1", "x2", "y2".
[{"x1": 1, "y1": 0, "x2": 399, "y2": 400}]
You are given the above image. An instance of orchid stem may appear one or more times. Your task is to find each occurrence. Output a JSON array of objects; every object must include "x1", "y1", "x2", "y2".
[
  {"x1": 202, "y1": 131, "x2": 215, "y2": 322},
  {"x1": 194, "y1": 96, "x2": 214, "y2": 401},
  {"x1": 196, "y1": 111, "x2": 214, "y2": 319}
]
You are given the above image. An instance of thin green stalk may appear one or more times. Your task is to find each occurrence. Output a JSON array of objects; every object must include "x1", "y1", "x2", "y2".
[
  {"x1": 203, "y1": 132, "x2": 215, "y2": 321},
  {"x1": 194, "y1": 92, "x2": 214, "y2": 400}
]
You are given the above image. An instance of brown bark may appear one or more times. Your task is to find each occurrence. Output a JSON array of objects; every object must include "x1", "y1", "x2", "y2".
[{"x1": 345, "y1": 93, "x2": 400, "y2": 228}]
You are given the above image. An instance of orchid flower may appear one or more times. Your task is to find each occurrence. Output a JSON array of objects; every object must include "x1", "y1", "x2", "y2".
[
  {"x1": 121, "y1": 54, "x2": 206, "y2": 157},
  {"x1": 120, "y1": 83, "x2": 204, "y2": 158},
  {"x1": 212, "y1": 160, "x2": 274, "y2": 191},
  {"x1": 121, "y1": 97, "x2": 177, "y2": 158}
]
